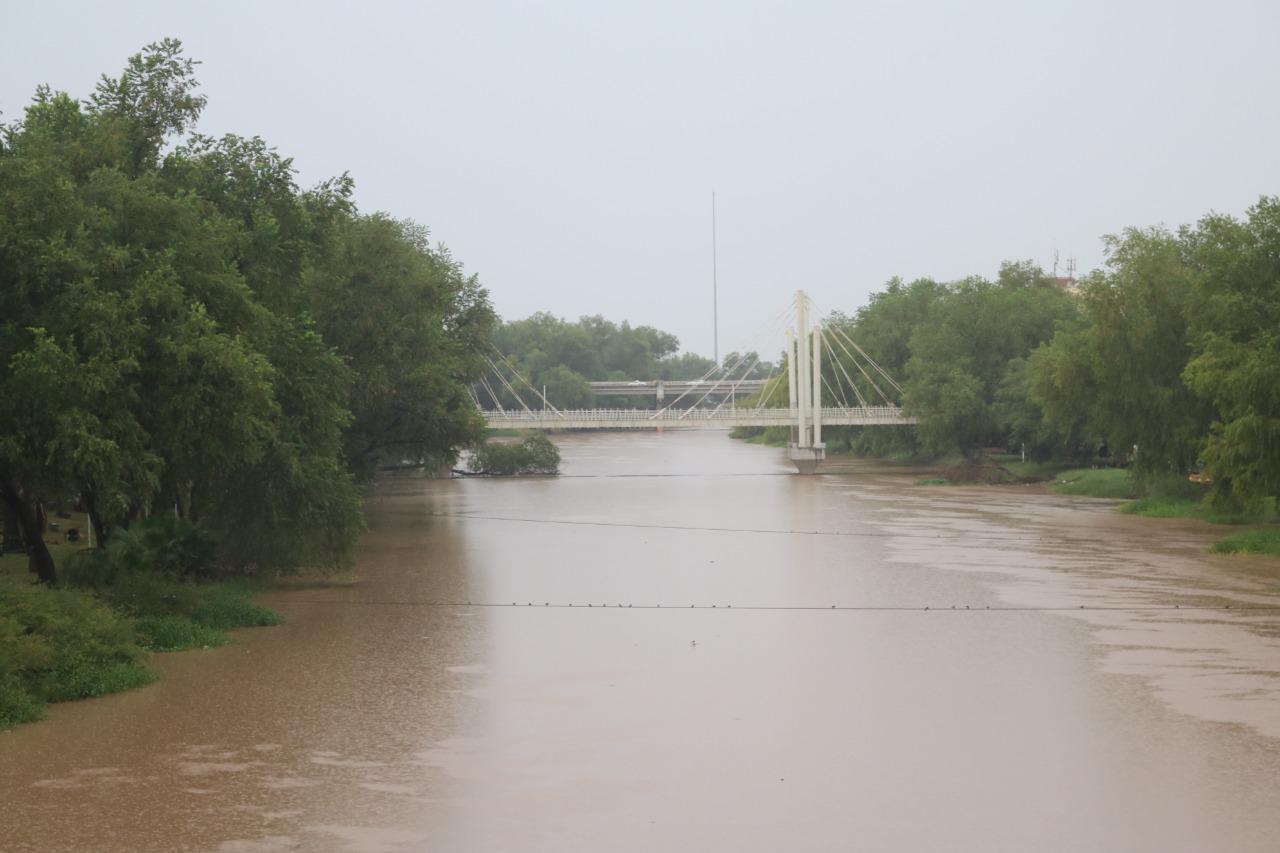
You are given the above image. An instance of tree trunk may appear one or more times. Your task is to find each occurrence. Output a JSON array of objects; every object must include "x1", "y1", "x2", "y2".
[
  {"x1": 83, "y1": 488, "x2": 110, "y2": 547},
  {"x1": 0, "y1": 473, "x2": 57, "y2": 585},
  {"x1": 2, "y1": 499, "x2": 23, "y2": 553}
]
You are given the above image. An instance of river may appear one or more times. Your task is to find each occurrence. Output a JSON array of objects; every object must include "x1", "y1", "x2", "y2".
[{"x1": 3, "y1": 431, "x2": 1280, "y2": 852}]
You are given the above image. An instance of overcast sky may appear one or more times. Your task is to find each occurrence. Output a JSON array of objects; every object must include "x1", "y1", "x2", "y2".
[{"x1": 5, "y1": 1, "x2": 1279, "y2": 359}]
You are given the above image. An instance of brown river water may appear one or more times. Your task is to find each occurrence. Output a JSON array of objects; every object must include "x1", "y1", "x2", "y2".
[{"x1": 4, "y1": 431, "x2": 1280, "y2": 852}]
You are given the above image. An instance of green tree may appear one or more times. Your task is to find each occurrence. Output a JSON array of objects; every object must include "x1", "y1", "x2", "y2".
[
  {"x1": 902, "y1": 263, "x2": 1076, "y2": 457},
  {"x1": 1031, "y1": 230, "x2": 1210, "y2": 476},
  {"x1": 1, "y1": 40, "x2": 490, "y2": 581},
  {"x1": 1182, "y1": 198, "x2": 1280, "y2": 509}
]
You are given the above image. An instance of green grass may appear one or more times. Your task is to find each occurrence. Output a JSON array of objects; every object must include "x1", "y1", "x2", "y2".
[
  {"x1": 1120, "y1": 497, "x2": 1275, "y2": 525},
  {"x1": 1208, "y1": 527, "x2": 1280, "y2": 555},
  {"x1": 1, "y1": 533, "x2": 284, "y2": 728},
  {"x1": 1210, "y1": 528, "x2": 1280, "y2": 556},
  {"x1": 191, "y1": 582, "x2": 284, "y2": 630},
  {"x1": 133, "y1": 614, "x2": 232, "y2": 651},
  {"x1": 1000, "y1": 459, "x2": 1065, "y2": 480},
  {"x1": 915, "y1": 477, "x2": 949, "y2": 486},
  {"x1": 1051, "y1": 468, "x2": 1136, "y2": 499}
]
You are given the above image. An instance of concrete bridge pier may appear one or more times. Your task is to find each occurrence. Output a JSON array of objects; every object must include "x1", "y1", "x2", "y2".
[{"x1": 787, "y1": 443, "x2": 826, "y2": 475}]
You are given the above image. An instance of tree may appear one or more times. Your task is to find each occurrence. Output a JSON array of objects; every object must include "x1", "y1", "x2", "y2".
[
  {"x1": 1182, "y1": 198, "x2": 1280, "y2": 509},
  {"x1": 1, "y1": 40, "x2": 492, "y2": 580},
  {"x1": 87, "y1": 38, "x2": 206, "y2": 170},
  {"x1": 467, "y1": 433, "x2": 560, "y2": 475},
  {"x1": 1031, "y1": 230, "x2": 1210, "y2": 477},
  {"x1": 303, "y1": 215, "x2": 493, "y2": 478},
  {"x1": 902, "y1": 263, "x2": 1076, "y2": 457}
]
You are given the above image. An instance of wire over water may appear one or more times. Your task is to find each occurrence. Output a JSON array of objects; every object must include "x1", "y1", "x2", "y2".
[
  {"x1": 280, "y1": 599, "x2": 1280, "y2": 614},
  {"x1": 425, "y1": 511, "x2": 1050, "y2": 542}
]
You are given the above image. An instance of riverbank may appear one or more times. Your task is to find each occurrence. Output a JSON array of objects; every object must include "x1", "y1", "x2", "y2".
[
  {"x1": 817, "y1": 448, "x2": 1280, "y2": 557},
  {"x1": 0, "y1": 522, "x2": 282, "y2": 729}
]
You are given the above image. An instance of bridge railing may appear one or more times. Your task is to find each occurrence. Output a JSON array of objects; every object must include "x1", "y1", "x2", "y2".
[{"x1": 482, "y1": 406, "x2": 911, "y2": 424}]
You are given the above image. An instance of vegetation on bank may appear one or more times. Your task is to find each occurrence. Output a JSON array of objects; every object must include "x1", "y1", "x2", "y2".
[
  {"x1": 1050, "y1": 469, "x2": 1136, "y2": 499},
  {"x1": 735, "y1": 197, "x2": 1278, "y2": 551},
  {"x1": 466, "y1": 432, "x2": 561, "y2": 475},
  {"x1": 1211, "y1": 528, "x2": 1280, "y2": 557},
  {"x1": 1, "y1": 40, "x2": 492, "y2": 588},
  {"x1": 1, "y1": 516, "x2": 281, "y2": 728},
  {"x1": 0, "y1": 573, "x2": 153, "y2": 727}
]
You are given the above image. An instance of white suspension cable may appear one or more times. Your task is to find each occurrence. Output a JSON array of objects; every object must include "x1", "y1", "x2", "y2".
[
  {"x1": 653, "y1": 302, "x2": 796, "y2": 417},
  {"x1": 824, "y1": 326, "x2": 894, "y2": 406},
  {"x1": 484, "y1": 354, "x2": 536, "y2": 416},
  {"x1": 478, "y1": 375, "x2": 506, "y2": 412},
  {"x1": 822, "y1": 334, "x2": 870, "y2": 408},
  {"x1": 752, "y1": 362, "x2": 783, "y2": 413},
  {"x1": 677, "y1": 347, "x2": 763, "y2": 419},
  {"x1": 700, "y1": 353, "x2": 761, "y2": 422},
  {"x1": 491, "y1": 345, "x2": 564, "y2": 416},
  {"x1": 827, "y1": 322, "x2": 905, "y2": 396}
]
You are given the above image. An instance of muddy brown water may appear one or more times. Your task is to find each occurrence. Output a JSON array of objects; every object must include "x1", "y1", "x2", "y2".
[{"x1": 3, "y1": 431, "x2": 1280, "y2": 852}]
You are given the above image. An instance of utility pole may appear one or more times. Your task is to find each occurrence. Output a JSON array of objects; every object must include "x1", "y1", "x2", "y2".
[{"x1": 712, "y1": 191, "x2": 719, "y2": 366}]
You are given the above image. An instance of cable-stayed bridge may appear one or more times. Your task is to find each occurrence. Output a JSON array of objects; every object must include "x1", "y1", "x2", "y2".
[
  {"x1": 482, "y1": 406, "x2": 912, "y2": 430},
  {"x1": 475, "y1": 291, "x2": 916, "y2": 472}
]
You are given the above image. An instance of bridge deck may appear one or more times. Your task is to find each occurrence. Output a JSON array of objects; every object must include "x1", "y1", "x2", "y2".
[
  {"x1": 483, "y1": 407, "x2": 915, "y2": 430},
  {"x1": 589, "y1": 379, "x2": 768, "y2": 397}
]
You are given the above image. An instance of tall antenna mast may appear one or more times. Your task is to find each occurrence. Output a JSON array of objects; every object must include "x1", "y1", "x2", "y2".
[{"x1": 712, "y1": 191, "x2": 719, "y2": 365}]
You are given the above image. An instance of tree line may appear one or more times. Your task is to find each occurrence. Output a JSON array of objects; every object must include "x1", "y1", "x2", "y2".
[
  {"x1": 805, "y1": 201, "x2": 1278, "y2": 511},
  {"x1": 487, "y1": 313, "x2": 771, "y2": 409},
  {"x1": 0, "y1": 40, "x2": 493, "y2": 584}
]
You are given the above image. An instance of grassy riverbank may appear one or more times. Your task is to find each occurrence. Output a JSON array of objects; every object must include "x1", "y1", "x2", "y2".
[
  {"x1": 0, "y1": 519, "x2": 282, "y2": 728},
  {"x1": 791, "y1": 441, "x2": 1280, "y2": 558},
  {"x1": 993, "y1": 464, "x2": 1278, "y2": 556}
]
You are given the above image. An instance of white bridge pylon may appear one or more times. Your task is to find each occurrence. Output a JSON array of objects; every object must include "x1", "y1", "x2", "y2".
[
  {"x1": 475, "y1": 290, "x2": 916, "y2": 473},
  {"x1": 787, "y1": 290, "x2": 825, "y2": 474}
]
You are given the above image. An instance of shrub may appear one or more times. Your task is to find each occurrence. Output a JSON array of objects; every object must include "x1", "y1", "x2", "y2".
[
  {"x1": 468, "y1": 432, "x2": 561, "y2": 475},
  {"x1": 0, "y1": 675, "x2": 43, "y2": 727},
  {"x1": 64, "y1": 516, "x2": 219, "y2": 588},
  {"x1": 0, "y1": 575, "x2": 154, "y2": 726}
]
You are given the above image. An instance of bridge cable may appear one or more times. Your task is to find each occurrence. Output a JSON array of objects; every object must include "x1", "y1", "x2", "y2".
[
  {"x1": 823, "y1": 324, "x2": 895, "y2": 406},
  {"x1": 484, "y1": 354, "x2": 537, "y2": 416},
  {"x1": 698, "y1": 353, "x2": 762, "y2": 422},
  {"x1": 822, "y1": 335, "x2": 870, "y2": 408},
  {"x1": 652, "y1": 303, "x2": 796, "y2": 417},
  {"x1": 478, "y1": 374, "x2": 506, "y2": 413},
  {"x1": 751, "y1": 362, "x2": 783, "y2": 414},
  {"x1": 678, "y1": 348, "x2": 765, "y2": 419},
  {"x1": 669, "y1": 304, "x2": 797, "y2": 418},
  {"x1": 826, "y1": 322, "x2": 905, "y2": 397},
  {"x1": 818, "y1": 336, "x2": 858, "y2": 408},
  {"x1": 805, "y1": 297, "x2": 903, "y2": 405},
  {"x1": 821, "y1": 372, "x2": 850, "y2": 411},
  {"x1": 491, "y1": 345, "x2": 565, "y2": 416}
]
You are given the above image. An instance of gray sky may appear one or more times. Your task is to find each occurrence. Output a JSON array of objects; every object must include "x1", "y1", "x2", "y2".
[{"x1": 5, "y1": 0, "x2": 1279, "y2": 360}]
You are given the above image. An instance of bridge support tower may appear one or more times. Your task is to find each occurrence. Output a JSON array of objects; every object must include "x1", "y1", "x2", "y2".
[{"x1": 787, "y1": 290, "x2": 825, "y2": 474}]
